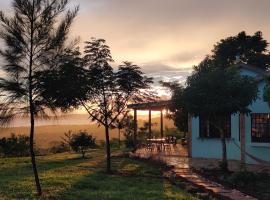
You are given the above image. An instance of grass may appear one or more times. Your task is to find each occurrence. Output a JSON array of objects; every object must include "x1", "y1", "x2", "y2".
[{"x1": 0, "y1": 148, "x2": 201, "y2": 200}]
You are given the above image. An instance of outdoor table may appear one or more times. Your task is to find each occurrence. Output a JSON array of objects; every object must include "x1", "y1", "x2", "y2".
[{"x1": 147, "y1": 138, "x2": 166, "y2": 151}]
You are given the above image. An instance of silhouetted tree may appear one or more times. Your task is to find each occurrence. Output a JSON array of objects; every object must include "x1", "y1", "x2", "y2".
[
  {"x1": 37, "y1": 38, "x2": 153, "y2": 173},
  {"x1": 69, "y1": 131, "x2": 96, "y2": 158},
  {"x1": 183, "y1": 65, "x2": 258, "y2": 171},
  {"x1": 81, "y1": 39, "x2": 153, "y2": 172},
  {"x1": 0, "y1": 0, "x2": 78, "y2": 195},
  {"x1": 212, "y1": 31, "x2": 270, "y2": 70}
]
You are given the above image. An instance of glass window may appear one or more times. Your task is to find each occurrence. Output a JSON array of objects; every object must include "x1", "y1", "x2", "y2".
[{"x1": 251, "y1": 113, "x2": 270, "y2": 143}]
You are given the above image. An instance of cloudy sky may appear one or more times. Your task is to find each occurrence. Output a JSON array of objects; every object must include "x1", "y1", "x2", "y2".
[
  {"x1": 0, "y1": 0, "x2": 270, "y2": 122},
  {"x1": 1, "y1": 0, "x2": 270, "y2": 73},
  {"x1": 71, "y1": 0, "x2": 270, "y2": 72}
]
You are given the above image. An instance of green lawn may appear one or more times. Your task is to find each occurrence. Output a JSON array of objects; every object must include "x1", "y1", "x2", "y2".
[{"x1": 0, "y1": 149, "x2": 201, "y2": 200}]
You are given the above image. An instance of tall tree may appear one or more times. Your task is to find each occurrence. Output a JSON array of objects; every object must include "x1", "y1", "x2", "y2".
[
  {"x1": 183, "y1": 64, "x2": 258, "y2": 171},
  {"x1": 0, "y1": 0, "x2": 78, "y2": 195},
  {"x1": 212, "y1": 31, "x2": 270, "y2": 69},
  {"x1": 82, "y1": 39, "x2": 153, "y2": 172}
]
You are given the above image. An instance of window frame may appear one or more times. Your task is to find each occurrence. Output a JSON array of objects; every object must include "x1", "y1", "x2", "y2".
[{"x1": 251, "y1": 113, "x2": 270, "y2": 143}]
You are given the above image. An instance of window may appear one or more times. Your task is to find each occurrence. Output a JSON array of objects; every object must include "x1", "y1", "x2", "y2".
[
  {"x1": 251, "y1": 113, "x2": 270, "y2": 143},
  {"x1": 199, "y1": 116, "x2": 231, "y2": 138}
]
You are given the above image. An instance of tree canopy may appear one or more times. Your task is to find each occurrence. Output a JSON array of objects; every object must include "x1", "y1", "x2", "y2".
[
  {"x1": 184, "y1": 67, "x2": 258, "y2": 118},
  {"x1": 211, "y1": 31, "x2": 270, "y2": 69}
]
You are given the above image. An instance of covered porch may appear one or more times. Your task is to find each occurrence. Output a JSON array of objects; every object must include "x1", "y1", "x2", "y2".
[{"x1": 128, "y1": 100, "x2": 189, "y2": 157}]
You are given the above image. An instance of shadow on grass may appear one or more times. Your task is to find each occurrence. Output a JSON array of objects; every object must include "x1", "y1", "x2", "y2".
[
  {"x1": 0, "y1": 150, "x2": 198, "y2": 200},
  {"x1": 54, "y1": 156, "x2": 196, "y2": 200},
  {"x1": 0, "y1": 151, "x2": 103, "y2": 199}
]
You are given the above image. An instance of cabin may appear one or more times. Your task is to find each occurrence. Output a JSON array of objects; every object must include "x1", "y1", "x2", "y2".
[{"x1": 189, "y1": 63, "x2": 270, "y2": 164}]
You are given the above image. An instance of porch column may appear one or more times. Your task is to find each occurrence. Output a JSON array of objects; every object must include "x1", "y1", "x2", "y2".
[
  {"x1": 134, "y1": 109, "x2": 138, "y2": 149},
  {"x1": 240, "y1": 113, "x2": 246, "y2": 166},
  {"x1": 160, "y1": 110, "x2": 164, "y2": 138},
  {"x1": 148, "y1": 110, "x2": 152, "y2": 138},
  {"x1": 187, "y1": 113, "x2": 192, "y2": 158}
]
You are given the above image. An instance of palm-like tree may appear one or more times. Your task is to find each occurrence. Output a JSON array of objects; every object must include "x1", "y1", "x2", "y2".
[{"x1": 0, "y1": 0, "x2": 78, "y2": 195}]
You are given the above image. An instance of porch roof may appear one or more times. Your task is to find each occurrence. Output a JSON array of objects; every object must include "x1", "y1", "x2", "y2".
[{"x1": 127, "y1": 100, "x2": 171, "y2": 111}]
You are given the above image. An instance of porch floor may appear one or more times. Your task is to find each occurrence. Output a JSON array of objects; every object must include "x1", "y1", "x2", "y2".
[{"x1": 135, "y1": 144, "x2": 270, "y2": 172}]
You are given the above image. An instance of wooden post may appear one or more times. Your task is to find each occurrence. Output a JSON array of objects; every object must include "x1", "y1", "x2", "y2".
[
  {"x1": 160, "y1": 110, "x2": 164, "y2": 138},
  {"x1": 187, "y1": 113, "x2": 192, "y2": 158},
  {"x1": 134, "y1": 109, "x2": 137, "y2": 149},
  {"x1": 149, "y1": 110, "x2": 152, "y2": 138},
  {"x1": 240, "y1": 113, "x2": 246, "y2": 166}
]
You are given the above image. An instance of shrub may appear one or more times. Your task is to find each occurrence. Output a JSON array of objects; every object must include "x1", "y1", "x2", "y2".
[
  {"x1": 227, "y1": 171, "x2": 259, "y2": 191},
  {"x1": 0, "y1": 134, "x2": 30, "y2": 157},
  {"x1": 49, "y1": 141, "x2": 69, "y2": 154},
  {"x1": 69, "y1": 131, "x2": 96, "y2": 158}
]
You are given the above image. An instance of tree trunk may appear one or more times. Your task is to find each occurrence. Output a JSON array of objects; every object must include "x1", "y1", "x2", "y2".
[
  {"x1": 210, "y1": 121, "x2": 228, "y2": 172},
  {"x1": 220, "y1": 129, "x2": 228, "y2": 171},
  {"x1": 28, "y1": 2, "x2": 42, "y2": 195},
  {"x1": 118, "y1": 128, "x2": 121, "y2": 149},
  {"x1": 29, "y1": 109, "x2": 42, "y2": 196},
  {"x1": 105, "y1": 125, "x2": 111, "y2": 173},
  {"x1": 82, "y1": 150, "x2": 85, "y2": 158}
]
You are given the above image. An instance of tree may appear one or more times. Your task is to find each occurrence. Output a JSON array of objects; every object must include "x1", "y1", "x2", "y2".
[
  {"x1": 160, "y1": 81, "x2": 188, "y2": 136},
  {"x1": 81, "y1": 39, "x2": 153, "y2": 173},
  {"x1": 0, "y1": 0, "x2": 78, "y2": 195},
  {"x1": 212, "y1": 31, "x2": 270, "y2": 70},
  {"x1": 69, "y1": 131, "x2": 96, "y2": 158},
  {"x1": 37, "y1": 38, "x2": 153, "y2": 173},
  {"x1": 183, "y1": 65, "x2": 258, "y2": 171}
]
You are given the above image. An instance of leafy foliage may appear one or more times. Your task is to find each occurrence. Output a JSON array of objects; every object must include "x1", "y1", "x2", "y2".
[
  {"x1": 0, "y1": 0, "x2": 79, "y2": 123},
  {"x1": 82, "y1": 39, "x2": 153, "y2": 128},
  {"x1": 184, "y1": 67, "x2": 258, "y2": 118},
  {"x1": 69, "y1": 131, "x2": 96, "y2": 158},
  {"x1": 0, "y1": 134, "x2": 30, "y2": 157},
  {"x1": 212, "y1": 31, "x2": 270, "y2": 69},
  {"x1": 36, "y1": 48, "x2": 89, "y2": 110}
]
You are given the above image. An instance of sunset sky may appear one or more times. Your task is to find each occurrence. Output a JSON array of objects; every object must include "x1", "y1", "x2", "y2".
[
  {"x1": 72, "y1": 0, "x2": 270, "y2": 72},
  {"x1": 1, "y1": 0, "x2": 270, "y2": 73},
  {"x1": 1, "y1": 0, "x2": 270, "y2": 119}
]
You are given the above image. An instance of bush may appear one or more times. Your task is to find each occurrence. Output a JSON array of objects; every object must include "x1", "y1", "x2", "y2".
[
  {"x1": 227, "y1": 171, "x2": 269, "y2": 191},
  {"x1": 0, "y1": 134, "x2": 30, "y2": 157},
  {"x1": 49, "y1": 141, "x2": 69, "y2": 154},
  {"x1": 69, "y1": 131, "x2": 96, "y2": 158}
]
